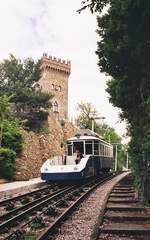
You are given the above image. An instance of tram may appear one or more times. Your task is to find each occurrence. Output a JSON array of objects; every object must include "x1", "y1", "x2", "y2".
[{"x1": 40, "y1": 130, "x2": 114, "y2": 181}]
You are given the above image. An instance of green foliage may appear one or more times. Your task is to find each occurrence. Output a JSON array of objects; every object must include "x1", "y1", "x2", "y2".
[
  {"x1": 0, "y1": 54, "x2": 53, "y2": 179},
  {"x1": 81, "y1": 0, "x2": 150, "y2": 202},
  {"x1": 0, "y1": 95, "x2": 12, "y2": 147},
  {"x1": 0, "y1": 54, "x2": 41, "y2": 94},
  {"x1": 0, "y1": 95, "x2": 11, "y2": 118},
  {"x1": 2, "y1": 120, "x2": 23, "y2": 154},
  {"x1": 76, "y1": 102, "x2": 121, "y2": 142},
  {"x1": 0, "y1": 95, "x2": 23, "y2": 179},
  {"x1": 25, "y1": 111, "x2": 49, "y2": 132},
  {"x1": 129, "y1": 129, "x2": 150, "y2": 202},
  {"x1": 0, "y1": 54, "x2": 53, "y2": 131},
  {"x1": 76, "y1": 102, "x2": 99, "y2": 129},
  {"x1": 13, "y1": 89, "x2": 52, "y2": 110},
  {"x1": 0, "y1": 148, "x2": 16, "y2": 179},
  {"x1": 95, "y1": 123, "x2": 121, "y2": 143},
  {"x1": 117, "y1": 146, "x2": 127, "y2": 170},
  {"x1": 78, "y1": 0, "x2": 109, "y2": 14}
]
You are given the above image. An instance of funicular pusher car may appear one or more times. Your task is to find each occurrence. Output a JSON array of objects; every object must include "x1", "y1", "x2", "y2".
[{"x1": 40, "y1": 130, "x2": 114, "y2": 181}]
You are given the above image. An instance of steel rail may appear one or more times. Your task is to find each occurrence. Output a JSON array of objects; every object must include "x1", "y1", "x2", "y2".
[
  {"x1": 0, "y1": 184, "x2": 53, "y2": 206},
  {"x1": 4, "y1": 185, "x2": 82, "y2": 240},
  {"x1": 3, "y1": 175, "x2": 111, "y2": 239},
  {"x1": 0, "y1": 186, "x2": 75, "y2": 232},
  {"x1": 37, "y1": 174, "x2": 115, "y2": 240},
  {"x1": 2, "y1": 174, "x2": 116, "y2": 239},
  {"x1": 0, "y1": 185, "x2": 65, "y2": 222}
]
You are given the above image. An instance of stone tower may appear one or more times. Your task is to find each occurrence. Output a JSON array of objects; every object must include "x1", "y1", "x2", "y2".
[{"x1": 39, "y1": 53, "x2": 71, "y2": 120}]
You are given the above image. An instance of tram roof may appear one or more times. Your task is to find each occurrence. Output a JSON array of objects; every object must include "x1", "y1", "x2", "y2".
[
  {"x1": 67, "y1": 135, "x2": 112, "y2": 146},
  {"x1": 68, "y1": 136, "x2": 100, "y2": 141}
]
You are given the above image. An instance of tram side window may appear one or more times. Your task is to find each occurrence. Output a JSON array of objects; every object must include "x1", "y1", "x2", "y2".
[
  {"x1": 99, "y1": 144, "x2": 102, "y2": 155},
  {"x1": 67, "y1": 144, "x2": 72, "y2": 156},
  {"x1": 102, "y1": 145, "x2": 104, "y2": 156},
  {"x1": 94, "y1": 141, "x2": 99, "y2": 155},
  {"x1": 106, "y1": 146, "x2": 108, "y2": 156},
  {"x1": 103, "y1": 146, "x2": 105, "y2": 156},
  {"x1": 85, "y1": 141, "x2": 92, "y2": 155},
  {"x1": 104, "y1": 146, "x2": 107, "y2": 156},
  {"x1": 108, "y1": 147, "x2": 110, "y2": 157},
  {"x1": 104, "y1": 146, "x2": 106, "y2": 156}
]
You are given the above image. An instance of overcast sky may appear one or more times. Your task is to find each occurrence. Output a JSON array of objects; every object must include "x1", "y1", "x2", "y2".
[{"x1": 0, "y1": 0, "x2": 127, "y2": 139}]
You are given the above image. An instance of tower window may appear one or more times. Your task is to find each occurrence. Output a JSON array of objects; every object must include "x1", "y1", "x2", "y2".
[
  {"x1": 59, "y1": 86, "x2": 61, "y2": 92},
  {"x1": 52, "y1": 84, "x2": 54, "y2": 89},
  {"x1": 53, "y1": 101, "x2": 59, "y2": 113},
  {"x1": 55, "y1": 85, "x2": 58, "y2": 91}
]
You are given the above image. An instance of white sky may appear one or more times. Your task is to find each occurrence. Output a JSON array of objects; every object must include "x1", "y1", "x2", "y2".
[{"x1": 0, "y1": 0, "x2": 127, "y2": 139}]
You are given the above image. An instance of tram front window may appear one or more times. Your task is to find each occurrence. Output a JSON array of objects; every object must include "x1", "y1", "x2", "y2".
[{"x1": 73, "y1": 142, "x2": 84, "y2": 155}]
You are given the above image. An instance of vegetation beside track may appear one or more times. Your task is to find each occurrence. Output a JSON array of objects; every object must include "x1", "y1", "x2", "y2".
[
  {"x1": 0, "y1": 55, "x2": 53, "y2": 180},
  {"x1": 79, "y1": 0, "x2": 150, "y2": 203}
]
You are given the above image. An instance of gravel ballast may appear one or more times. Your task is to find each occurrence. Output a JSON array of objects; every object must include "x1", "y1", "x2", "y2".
[{"x1": 54, "y1": 172, "x2": 130, "y2": 240}]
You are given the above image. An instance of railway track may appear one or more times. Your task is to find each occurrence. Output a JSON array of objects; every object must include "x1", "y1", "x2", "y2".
[
  {"x1": 97, "y1": 174, "x2": 150, "y2": 240},
  {"x1": 0, "y1": 185, "x2": 49, "y2": 206},
  {"x1": 0, "y1": 173, "x2": 114, "y2": 240},
  {"x1": 0, "y1": 184, "x2": 63, "y2": 221}
]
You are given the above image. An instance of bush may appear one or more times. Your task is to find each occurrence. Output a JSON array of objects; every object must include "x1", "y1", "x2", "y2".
[
  {"x1": 2, "y1": 131, "x2": 23, "y2": 154},
  {"x1": 0, "y1": 148, "x2": 16, "y2": 179},
  {"x1": 25, "y1": 111, "x2": 49, "y2": 131},
  {"x1": 1, "y1": 119, "x2": 23, "y2": 154}
]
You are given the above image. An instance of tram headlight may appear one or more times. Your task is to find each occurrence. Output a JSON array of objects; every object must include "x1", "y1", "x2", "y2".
[{"x1": 74, "y1": 167, "x2": 78, "y2": 170}]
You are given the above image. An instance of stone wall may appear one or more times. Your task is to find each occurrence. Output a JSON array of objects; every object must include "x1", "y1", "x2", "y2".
[{"x1": 15, "y1": 115, "x2": 76, "y2": 180}]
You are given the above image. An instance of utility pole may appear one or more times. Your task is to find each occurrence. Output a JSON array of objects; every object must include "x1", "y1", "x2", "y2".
[
  {"x1": 90, "y1": 116, "x2": 105, "y2": 132},
  {"x1": 115, "y1": 144, "x2": 118, "y2": 171},
  {"x1": 126, "y1": 151, "x2": 129, "y2": 170},
  {"x1": 111, "y1": 143, "x2": 122, "y2": 171},
  {"x1": 91, "y1": 118, "x2": 94, "y2": 132}
]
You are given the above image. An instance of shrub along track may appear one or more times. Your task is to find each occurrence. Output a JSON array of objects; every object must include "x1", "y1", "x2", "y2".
[
  {"x1": 96, "y1": 174, "x2": 150, "y2": 240},
  {"x1": 0, "y1": 173, "x2": 114, "y2": 240}
]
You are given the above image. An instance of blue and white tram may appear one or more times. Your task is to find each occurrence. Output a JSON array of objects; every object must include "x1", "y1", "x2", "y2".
[{"x1": 40, "y1": 134, "x2": 114, "y2": 181}]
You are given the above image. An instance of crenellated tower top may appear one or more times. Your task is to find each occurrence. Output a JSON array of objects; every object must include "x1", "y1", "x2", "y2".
[
  {"x1": 41, "y1": 53, "x2": 71, "y2": 75},
  {"x1": 39, "y1": 53, "x2": 71, "y2": 120}
]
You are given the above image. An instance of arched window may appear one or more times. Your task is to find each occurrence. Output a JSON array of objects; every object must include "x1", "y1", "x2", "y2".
[
  {"x1": 52, "y1": 84, "x2": 54, "y2": 90},
  {"x1": 53, "y1": 101, "x2": 59, "y2": 113}
]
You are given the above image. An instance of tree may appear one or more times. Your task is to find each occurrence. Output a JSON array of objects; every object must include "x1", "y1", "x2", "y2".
[
  {"x1": 77, "y1": 0, "x2": 109, "y2": 14},
  {"x1": 0, "y1": 95, "x2": 11, "y2": 147},
  {"x1": 79, "y1": 0, "x2": 150, "y2": 202},
  {"x1": 0, "y1": 95, "x2": 23, "y2": 179},
  {"x1": 0, "y1": 54, "x2": 41, "y2": 94},
  {"x1": 95, "y1": 123, "x2": 121, "y2": 143},
  {"x1": 0, "y1": 148, "x2": 16, "y2": 179},
  {"x1": 0, "y1": 54, "x2": 53, "y2": 130},
  {"x1": 76, "y1": 102, "x2": 99, "y2": 129},
  {"x1": 2, "y1": 119, "x2": 23, "y2": 154}
]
